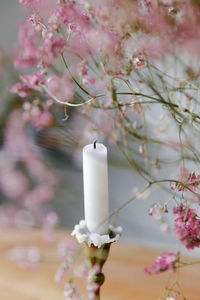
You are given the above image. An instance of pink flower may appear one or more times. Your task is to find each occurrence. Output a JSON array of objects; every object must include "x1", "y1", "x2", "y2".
[
  {"x1": 57, "y1": 238, "x2": 76, "y2": 260},
  {"x1": 86, "y1": 264, "x2": 101, "y2": 299},
  {"x1": 37, "y1": 33, "x2": 66, "y2": 67},
  {"x1": 22, "y1": 99, "x2": 54, "y2": 130},
  {"x1": 139, "y1": 0, "x2": 152, "y2": 11},
  {"x1": 6, "y1": 246, "x2": 40, "y2": 269},
  {"x1": 63, "y1": 282, "x2": 82, "y2": 300},
  {"x1": 46, "y1": 74, "x2": 73, "y2": 102},
  {"x1": 27, "y1": 14, "x2": 41, "y2": 24},
  {"x1": 42, "y1": 211, "x2": 59, "y2": 241},
  {"x1": 77, "y1": 60, "x2": 96, "y2": 86},
  {"x1": 8, "y1": 82, "x2": 30, "y2": 98},
  {"x1": 0, "y1": 169, "x2": 28, "y2": 200},
  {"x1": 86, "y1": 28, "x2": 119, "y2": 56},
  {"x1": 27, "y1": 14, "x2": 45, "y2": 34},
  {"x1": 55, "y1": 257, "x2": 73, "y2": 283},
  {"x1": 15, "y1": 21, "x2": 66, "y2": 69},
  {"x1": 78, "y1": 60, "x2": 88, "y2": 76},
  {"x1": 32, "y1": 110, "x2": 54, "y2": 130},
  {"x1": 133, "y1": 53, "x2": 145, "y2": 69},
  {"x1": 20, "y1": 70, "x2": 45, "y2": 90},
  {"x1": 74, "y1": 263, "x2": 90, "y2": 279},
  {"x1": 170, "y1": 167, "x2": 200, "y2": 192},
  {"x1": 173, "y1": 203, "x2": 200, "y2": 250},
  {"x1": 144, "y1": 252, "x2": 177, "y2": 274},
  {"x1": 0, "y1": 109, "x2": 58, "y2": 231},
  {"x1": 82, "y1": 76, "x2": 96, "y2": 87},
  {"x1": 148, "y1": 203, "x2": 163, "y2": 220},
  {"x1": 9, "y1": 71, "x2": 45, "y2": 99},
  {"x1": 48, "y1": 12, "x2": 62, "y2": 31},
  {"x1": 56, "y1": 2, "x2": 90, "y2": 29},
  {"x1": 14, "y1": 22, "x2": 40, "y2": 68},
  {"x1": 41, "y1": 35, "x2": 66, "y2": 58}
]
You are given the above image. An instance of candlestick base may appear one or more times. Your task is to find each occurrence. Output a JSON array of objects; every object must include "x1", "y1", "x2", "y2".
[{"x1": 72, "y1": 220, "x2": 122, "y2": 299}]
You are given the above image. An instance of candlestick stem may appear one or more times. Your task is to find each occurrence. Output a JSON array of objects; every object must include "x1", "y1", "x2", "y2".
[
  {"x1": 85, "y1": 243, "x2": 111, "y2": 299},
  {"x1": 72, "y1": 221, "x2": 122, "y2": 299}
]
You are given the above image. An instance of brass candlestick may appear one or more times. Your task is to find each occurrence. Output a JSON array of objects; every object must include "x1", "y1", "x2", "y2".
[
  {"x1": 85, "y1": 240, "x2": 111, "y2": 299},
  {"x1": 72, "y1": 220, "x2": 122, "y2": 300}
]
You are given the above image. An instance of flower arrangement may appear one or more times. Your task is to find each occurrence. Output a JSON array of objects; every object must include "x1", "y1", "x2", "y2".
[{"x1": 2, "y1": 0, "x2": 200, "y2": 299}]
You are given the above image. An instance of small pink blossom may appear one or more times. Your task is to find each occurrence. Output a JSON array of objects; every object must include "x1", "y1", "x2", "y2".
[
  {"x1": 0, "y1": 169, "x2": 28, "y2": 200},
  {"x1": 48, "y1": 12, "x2": 62, "y2": 31},
  {"x1": 55, "y1": 237, "x2": 77, "y2": 282},
  {"x1": 132, "y1": 187, "x2": 150, "y2": 200},
  {"x1": 170, "y1": 167, "x2": 200, "y2": 192},
  {"x1": 15, "y1": 22, "x2": 66, "y2": 69},
  {"x1": 82, "y1": 76, "x2": 96, "y2": 87},
  {"x1": 148, "y1": 203, "x2": 163, "y2": 220},
  {"x1": 0, "y1": 110, "x2": 58, "y2": 232},
  {"x1": 133, "y1": 53, "x2": 145, "y2": 69},
  {"x1": 41, "y1": 35, "x2": 66, "y2": 58},
  {"x1": 74, "y1": 263, "x2": 90, "y2": 278},
  {"x1": 173, "y1": 203, "x2": 200, "y2": 250},
  {"x1": 86, "y1": 264, "x2": 101, "y2": 299},
  {"x1": 56, "y1": 2, "x2": 89, "y2": 30},
  {"x1": 47, "y1": 74, "x2": 73, "y2": 102},
  {"x1": 57, "y1": 238, "x2": 76, "y2": 260},
  {"x1": 8, "y1": 82, "x2": 30, "y2": 98},
  {"x1": 78, "y1": 60, "x2": 88, "y2": 76},
  {"x1": 63, "y1": 282, "x2": 82, "y2": 300},
  {"x1": 32, "y1": 110, "x2": 54, "y2": 130},
  {"x1": 14, "y1": 22, "x2": 40, "y2": 68},
  {"x1": 27, "y1": 14, "x2": 45, "y2": 34},
  {"x1": 55, "y1": 257, "x2": 73, "y2": 283},
  {"x1": 139, "y1": 0, "x2": 152, "y2": 11},
  {"x1": 6, "y1": 246, "x2": 40, "y2": 269},
  {"x1": 42, "y1": 211, "x2": 59, "y2": 241},
  {"x1": 86, "y1": 28, "x2": 119, "y2": 56},
  {"x1": 27, "y1": 14, "x2": 41, "y2": 24},
  {"x1": 22, "y1": 99, "x2": 54, "y2": 130},
  {"x1": 78, "y1": 60, "x2": 96, "y2": 86},
  {"x1": 87, "y1": 283, "x2": 99, "y2": 300},
  {"x1": 45, "y1": 211, "x2": 59, "y2": 227},
  {"x1": 144, "y1": 252, "x2": 177, "y2": 274},
  {"x1": 20, "y1": 70, "x2": 45, "y2": 90}
]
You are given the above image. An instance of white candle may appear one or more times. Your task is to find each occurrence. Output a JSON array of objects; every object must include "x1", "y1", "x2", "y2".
[{"x1": 83, "y1": 142, "x2": 109, "y2": 235}]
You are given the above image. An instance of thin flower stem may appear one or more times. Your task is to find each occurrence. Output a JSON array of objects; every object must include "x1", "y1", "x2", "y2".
[
  {"x1": 179, "y1": 260, "x2": 200, "y2": 267},
  {"x1": 109, "y1": 177, "x2": 199, "y2": 219},
  {"x1": 61, "y1": 53, "x2": 92, "y2": 97},
  {"x1": 109, "y1": 182, "x2": 152, "y2": 219},
  {"x1": 41, "y1": 84, "x2": 94, "y2": 106}
]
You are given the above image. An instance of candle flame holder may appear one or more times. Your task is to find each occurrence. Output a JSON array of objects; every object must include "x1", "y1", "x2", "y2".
[{"x1": 72, "y1": 220, "x2": 122, "y2": 299}]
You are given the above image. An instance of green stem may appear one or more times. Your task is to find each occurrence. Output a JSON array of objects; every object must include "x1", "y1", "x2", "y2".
[{"x1": 61, "y1": 53, "x2": 92, "y2": 97}]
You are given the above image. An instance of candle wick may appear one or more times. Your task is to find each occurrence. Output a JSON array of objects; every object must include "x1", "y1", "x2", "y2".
[{"x1": 94, "y1": 140, "x2": 97, "y2": 149}]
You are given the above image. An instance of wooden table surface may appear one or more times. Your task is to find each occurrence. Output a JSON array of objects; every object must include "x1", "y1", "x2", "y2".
[{"x1": 0, "y1": 229, "x2": 199, "y2": 300}]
